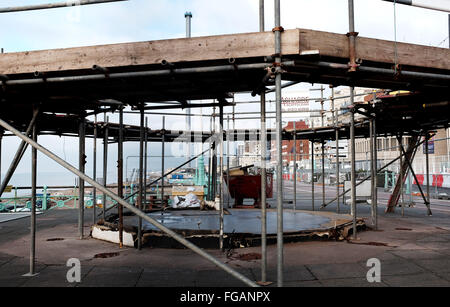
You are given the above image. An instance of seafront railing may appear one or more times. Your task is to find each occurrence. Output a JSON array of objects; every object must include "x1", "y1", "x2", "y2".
[{"x1": 0, "y1": 184, "x2": 137, "y2": 212}]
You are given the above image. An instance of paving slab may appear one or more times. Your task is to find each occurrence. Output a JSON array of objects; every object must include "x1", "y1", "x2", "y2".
[
  {"x1": 283, "y1": 280, "x2": 323, "y2": 287},
  {"x1": 376, "y1": 260, "x2": 426, "y2": 276},
  {"x1": 136, "y1": 268, "x2": 198, "y2": 287},
  {"x1": 413, "y1": 258, "x2": 450, "y2": 274},
  {"x1": 0, "y1": 257, "x2": 47, "y2": 287},
  {"x1": 390, "y1": 249, "x2": 446, "y2": 260},
  {"x1": 305, "y1": 263, "x2": 368, "y2": 280},
  {"x1": 382, "y1": 273, "x2": 450, "y2": 287},
  {"x1": 20, "y1": 265, "x2": 92, "y2": 287},
  {"x1": 195, "y1": 269, "x2": 254, "y2": 287},
  {"x1": 0, "y1": 252, "x2": 16, "y2": 267},
  {"x1": 319, "y1": 277, "x2": 388, "y2": 287},
  {"x1": 265, "y1": 266, "x2": 316, "y2": 283},
  {"x1": 77, "y1": 266, "x2": 143, "y2": 287}
]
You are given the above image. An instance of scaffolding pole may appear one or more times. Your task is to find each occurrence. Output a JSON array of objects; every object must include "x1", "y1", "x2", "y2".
[
  {"x1": 274, "y1": 0, "x2": 284, "y2": 287},
  {"x1": 78, "y1": 116, "x2": 86, "y2": 239},
  {"x1": 102, "y1": 116, "x2": 109, "y2": 221},
  {"x1": 0, "y1": 108, "x2": 40, "y2": 197},
  {"x1": 93, "y1": 116, "x2": 97, "y2": 224},
  {"x1": 260, "y1": 0, "x2": 267, "y2": 284},
  {"x1": 219, "y1": 106, "x2": 224, "y2": 251},
  {"x1": 370, "y1": 119, "x2": 378, "y2": 228},
  {"x1": 0, "y1": 0, "x2": 128, "y2": 13},
  {"x1": 118, "y1": 107, "x2": 124, "y2": 247},
  {"x1": 138, "y1": 108, "x2": 144, "y2": 250},
  {"x1": 293, "y1": 122, "x2": 297, "y2": 211},
  {"x1": 0, "y1": 116, "x2": 259, "y2": 288},
  {"x1": 27, "y1": 108, "x2": 38, "y2": 276}
]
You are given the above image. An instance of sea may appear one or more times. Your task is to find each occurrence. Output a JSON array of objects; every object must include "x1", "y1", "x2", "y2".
[{"x1": 1, "y1": 156, "x2": 188, "y2": 198}]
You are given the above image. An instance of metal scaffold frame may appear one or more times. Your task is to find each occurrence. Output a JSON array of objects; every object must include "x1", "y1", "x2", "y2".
[{"x1": 0, "y1": 0, "x2": 448, "y2": 288}]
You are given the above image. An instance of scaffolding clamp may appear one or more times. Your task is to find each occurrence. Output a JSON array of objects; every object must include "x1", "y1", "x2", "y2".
[
  {"x1": 272, "y1": 26, "x2": 284, "y2": 33},
  {"x1": 393, "y1": 63, "x2": 402, "y2": 79},
  {"x1": 346, "y1": 31, "x2": 359, "y2": 73}
]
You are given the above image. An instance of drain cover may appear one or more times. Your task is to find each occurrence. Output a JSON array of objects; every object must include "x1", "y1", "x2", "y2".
[{"x1": 46, "y1": 238, "x2": 65, "y2": 241}]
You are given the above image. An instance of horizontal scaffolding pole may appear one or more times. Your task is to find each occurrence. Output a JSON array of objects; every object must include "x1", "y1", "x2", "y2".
[
  {"x1": 0, "y1": 61, "x2": 295, "y2": 87},
  {"x1": 381, "y1": 0, "x2": 450, "y2": 13},
  {"x1": 0, "y1": 0, "x2": 128, "y2": 13},
  {"x1": 294, "y1": 60, "x2": 450, "y2": 81},
  {"x1": 0, "y1": 116, "x2": 258, "y2": 288}
]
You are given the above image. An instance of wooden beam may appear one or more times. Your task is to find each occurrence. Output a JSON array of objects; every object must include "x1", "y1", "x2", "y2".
[
  {"x1": 0, "y1": 28, "x2": 448, "y2": 76},
  {"x1": 298, "y1": 29, "x2": 450, "y2": 71},
  {"x1": 0, "y1": 30, "x2": 300, "y2": 75}
]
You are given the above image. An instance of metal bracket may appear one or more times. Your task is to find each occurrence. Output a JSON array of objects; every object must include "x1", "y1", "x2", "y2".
[{"x1": 272, "y1": 26, "x2": 284, "y2": 32}]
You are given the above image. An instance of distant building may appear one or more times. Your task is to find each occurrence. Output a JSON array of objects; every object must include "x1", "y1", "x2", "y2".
[{"x1": 270, "y1": 120, "x2": 310, "y2": 169}]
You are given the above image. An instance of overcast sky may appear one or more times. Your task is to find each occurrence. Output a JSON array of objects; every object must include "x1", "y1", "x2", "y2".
[{"x1": 0, "y1": 0, "x2": 448, "y2": 185}]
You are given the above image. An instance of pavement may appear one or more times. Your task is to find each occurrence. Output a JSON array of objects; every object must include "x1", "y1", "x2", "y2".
[{"x1": 1, "y1": 180, "x2": 450, "y2": 287}]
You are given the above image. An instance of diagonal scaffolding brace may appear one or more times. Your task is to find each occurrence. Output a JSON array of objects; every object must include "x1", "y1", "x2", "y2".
[
  {"x1": 0, "y1": 107, "x2": 40, "y2": 197},
  {"x1": 0, "y1": 116, "x2": 259, "y2": 288},
  {"x1": 320, "y1": 136, "x2": 428, "y2": 209},
  {"x1": 397, "y1": 135, "x2": 433, "y2": 216},
  {"x1": 386, "y1": 134, "x2": 419, "y2": 212}
]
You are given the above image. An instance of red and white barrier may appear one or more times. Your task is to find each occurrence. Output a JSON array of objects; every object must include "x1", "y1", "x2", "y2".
[{"x1": 413, "y1": 174, "x2": 450, "y2": 188}]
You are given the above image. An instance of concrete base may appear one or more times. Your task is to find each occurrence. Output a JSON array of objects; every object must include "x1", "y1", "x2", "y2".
[
  {"x1": 22, "y1": 272, "x2": 39, "y2": 277},
  {"x1": 91, "y1": 225, "x2": 135, "y2": 247},
  {"x1": 136, "y1": 209, "x2": 365, "y2": 249}
]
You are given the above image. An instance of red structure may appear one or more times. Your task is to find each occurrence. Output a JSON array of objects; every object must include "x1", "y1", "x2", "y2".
[{"x1": 225, "y1": 174, "x2": 274, "y2": 208}]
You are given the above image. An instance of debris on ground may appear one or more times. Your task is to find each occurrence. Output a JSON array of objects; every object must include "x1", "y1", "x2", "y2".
[{"x1": 171, "y1": 193, "x2": 201, "y2": 209}]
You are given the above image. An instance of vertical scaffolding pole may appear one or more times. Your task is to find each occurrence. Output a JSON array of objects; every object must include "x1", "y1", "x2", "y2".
[
  {"x1": 219, "y1": 106, "x2": 224, "y2": 251},
  {"x1": 259, "y1": 1, "x2": 267, "y2": 282},
  {"x1": 144, "y1": 117, "x2": 148, "y2": 211},
  {"x1": 79, "y1": 116, "x2": 86, "y2": 239},
  {"x1": 118, "y1": 107, "x2": 124, "y2": 248},
  {"x1": 274, "y1": 0, "x2": 284, "y2": 287},
  {"x1": 212, "y1": 110, "x2": 217, "y2": 201},
  {"x1": 102, "y1": 117, "x2": 109, "y2": 221},
  {"x1": 350, "y1": 93, "x2": 357, "y2": 239},
  {"x1": 425, "y1": 132, "x2": 431, "y2": 209},
  {"x1": 321, "y1": 141, "x2": 325, "y2": 206},
  {"x1": 333, "y1": 87, "x2": 340, "y2": 213},
  {"x1": 347, "y1": 0, "x2": 358, "y2": 72},
  {"x1": 93, "y1": 116, "x2": 97, "y2": 224},
  {"x1": 138, "y1": 108, "x2": 144, "y2": 250},
  {"x1": 373, "y1": 120, "x2": 378, "y2": 228},
  {"x1": 208, "y1": 116, "x2": 213, "y2": 201},
  {"x1": 293, "y1": 122, "x2": 297, "y2": 210},
  {"x1": 0, "y1": 131, "x2": 2, "y2": 187},
  {"x1": 311, "y1": 139, "x2": 315, "y2": 211},
  {"x1": 370, "y1": 119, "x2": 376, "y2": 225},
  {"x1": 320, "y1": 85, "x2": 325, "y2": 127},
  {"x1": 29, "y1": 108, "x2": 37, "y2": 276},
  {"x1": 161, "y1": 116, "x2": 166, "y2": 209},
  {"x1": 226, "y1": 115, "x2": 230, "y2": 209},
  {"x1": 185, "y1": 11, "x2": 193, "y2": 168},
  {"x1": 399, "y1": 136, "x2": 405, "y2": 217},
  {"x1": 348, "y1": 0, "x2": 357, "y2": 239}
]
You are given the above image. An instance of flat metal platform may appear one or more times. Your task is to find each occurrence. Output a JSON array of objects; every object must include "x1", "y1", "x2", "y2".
[
  {"x1": 134, "y1": 209, "x2": 364, "y2": 249},
  {"x1": 143, "y1": 209, "x2": 342, "y2": 234}
]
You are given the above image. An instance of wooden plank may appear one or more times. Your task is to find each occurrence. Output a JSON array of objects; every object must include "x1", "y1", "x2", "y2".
[
  {"x1": 0, "y1": 28, "x2": 448, "y2": 75},
  {"x1": 298, "y1": 29, "x2": 450, "y2": 71},
  {"x1": 0, "y1": 30, "x2": 300, "y2": 75}
]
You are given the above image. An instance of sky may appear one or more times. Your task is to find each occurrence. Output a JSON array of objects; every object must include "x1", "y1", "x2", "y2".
[{"x1": 0, "y1": 0, "x2": 448, "y2": 187}]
